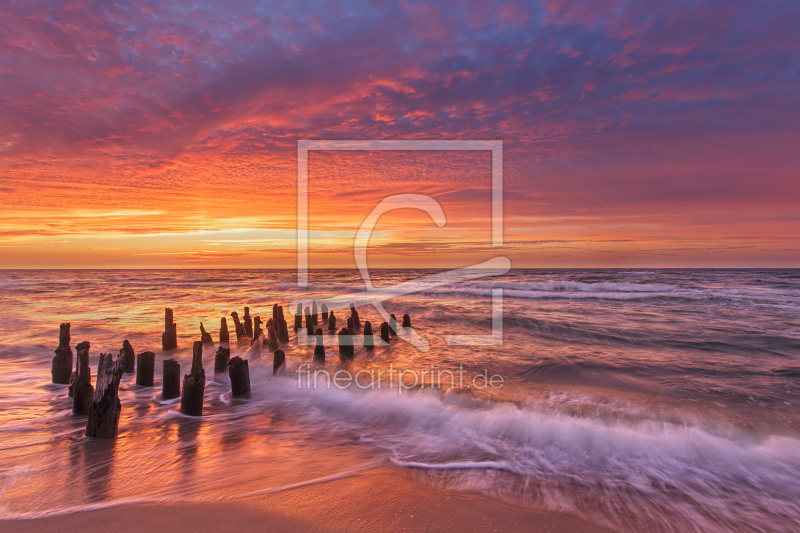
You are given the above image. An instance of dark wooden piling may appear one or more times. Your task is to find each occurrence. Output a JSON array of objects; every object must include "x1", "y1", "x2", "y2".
[
  {"x1": 85, "y1": 352, "x2": 124, "y2": 439},
  {"x1": 350, "y1": 303, "x2": 361, "y2": 330},
  {"x1": 228, "y1": 357, "x2": 251, "y2": 398},
  {"x1": 135, "y1": 351, "x2": 155, "y2": 386},
  {"x1": 231, "y1": 311, "x2": 246, "y2": 340},
  {"x1": 389, "y1": 314, "x2": 398, "y2": 336},
  {"x1": 200, "y1": 322, "x2": 214, "y2": 348},
  {"x1": 252, "y1": 316, "x2": 263, "y2": 342},
  {"x1": 214, "y1": 346, "x2": 230, "y2": 373},
  {"x1": 243, "y1": 307, "x2": 253, "y2": 338},
  {"x1": 180, "y1": 341, "x2": 205, "y2": 416},
  {"x1": 273, "y1": 349, "x2": 285, "y2": 375},
  {"x1": 72, "y1": 341, "x2": 94, "y2": 415},
  {"x1": 162, "y1": 359, "x2": 180, "y2": 400},
  {"x1": 267, "y1": 322, "x2": 280, "y2": 351},
  {"x1": 314, "y1": 328, "x2": 325, "y2": 363},
  {"x1": 272, "y1": 304, "x2": 279, "y2": 322},
  {"x1": 402, "y1": 314, "x2": 411, "y2": 328},
  {"x1": 294, "y1": 303, "x2": 303, "y2": 330},
  {"x1": 277, "y1": 307, "x2": 289, "y2": 343},
  {"x1": 347, "y1": 316, "x2": 355, "y2": 335},
  {"x1": 219, "y1": 317, "x2": 230, "y2": 344},
  {"x1": 121, "y1": 339, "x2": 135, "y2": 373},
  {"x1": 52, "y1": 323, "x2": 73, "y2": 384},
  {"x1": 321, "y1": 303, "x2": 329, "y2": 322},
  {"x1": 380, "y1": 322, "x2": 390, "y2": 343},
  {"x1": 363, "y1": 321, "x2": 374, "y2": 349},
  {"x1": 328, "y1": 311, "x2": 336, "y2": 332},
  {"x1": 312, "y1": 300, "x2": 318, "y2": 325},
  {"x1": 338, "y1": 327, "x2": 354, "y2": 357},
  {"x1": 305, "y1": 306, "x2": 314, "y2": 335},
  {"x1": 162, "y1": 308, "x2": 178, "y2": 351}
]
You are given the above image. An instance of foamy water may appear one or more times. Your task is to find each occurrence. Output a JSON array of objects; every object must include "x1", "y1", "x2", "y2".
[{"x1": 0, "y1": 269, "x2": 799, "y2": 532}]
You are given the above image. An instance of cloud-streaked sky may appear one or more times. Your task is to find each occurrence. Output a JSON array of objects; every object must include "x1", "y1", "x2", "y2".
[{"x1": 1, "y1": 0, "x2": 798, "y2": 268}]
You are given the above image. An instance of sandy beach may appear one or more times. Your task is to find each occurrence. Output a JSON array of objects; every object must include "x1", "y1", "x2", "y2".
[{"x1": 2, "y1": 465, "x2": 615, "y2": 533}]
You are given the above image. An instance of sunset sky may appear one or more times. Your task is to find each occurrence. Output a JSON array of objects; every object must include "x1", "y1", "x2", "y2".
[{"x1": 1, "y1": 0, "x2": 798, "y2": 269}]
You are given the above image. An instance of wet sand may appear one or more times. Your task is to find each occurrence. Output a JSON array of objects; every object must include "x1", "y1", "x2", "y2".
[{"x1": 2, "y1": 466, "x2": 616, "y2": 532}]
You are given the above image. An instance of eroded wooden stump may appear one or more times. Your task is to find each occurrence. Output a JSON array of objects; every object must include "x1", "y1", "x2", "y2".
[
  {"x1": 389, "y1": 314, "x2": 398, "y2": 336},
  {"x1": 136, "y1": 351, "x2": 155, "y2": 387},
  {"x1": 380, "y1": 322, "x2": 391, "y2": 344},
  {"x1": 363, "y1": 321, "x2": 374, "y2": 349},
  {"x1": 321, "y1": 303, "x2": 329, "y2": 322},
  {"x1": 328, "y1": 311, "x2": 336, "y2": 332},
  {"x1": 350, "y1": 303, "x2": 361, "y2": 330},
  {"x1": 52, "y1": 323, "x2": 73, "y2": 384},
  {"x1": 214, "y1": 346, "x2": 230, "y2": 373},
  {"x1": 277, "y1": 309, "x2": 289, "y2": 343},
  {"x1": 252, "y1": 316, "x2": 263, "y2": 344},
  {"x1": 180, "y1": 341, "x2": 205, "y2": 416},
  {"x1": 162, "y1": 359, "x2": 180, "y2": 400},
  {"x1": 72, "y1": 341, "x2": 94, "y2": 415},
  {"x1": 121, "y1": 339, "x2": 135, "y2": 374},
  {"x1": 219, "y1": 317, "x2": 230, "y2": 344},
  {"x1": 228, "y1": 357, "x2": 251, "y2": 398},
  {"x1": 231, "y1": 311, "x2": 246, "y2": 340},
  {"x1": 273, "y1": 349, "x2": 286, "y2": 375},
  {"x1": 314, "y1": 328, "x2": 325, "y2": 363},
  {"x1": 200, "y1": 322, "x2": 215, "y2": 348},
  {"x1": 347, "y1": 316, "x2": 355, "y2": 335},
  {"x1": 294, "y1": 303, "x2": 303, "y2": 331},
  {"x1": 162, "y1": 308, "x2": 178, "y2": 351},
  {"x1": 243, "y1": 307, "x2": 253, "y2": 338},
  {"x1": 338, "y1": 327, "x2": 354, "y2": 357},
  {"x1": 85, "y1": 352, "x2": 124, "y2": 439},
  {"x1": 402, "y1": 314, "x2": 411, "y2": 328},
  {"x1": 305, "y1": 306, "x2": 314, "y2": 335},
  {"x1": 267, "y1": 323, "x2": 280, "y2": 351},
  {"x1": 312, "y1": 300, "x2": 318, "y2": 325}
]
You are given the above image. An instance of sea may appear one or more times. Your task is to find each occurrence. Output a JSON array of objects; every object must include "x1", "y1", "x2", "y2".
[{"x1": 0, "y1": 269, "x2": 798, "y2": 532}]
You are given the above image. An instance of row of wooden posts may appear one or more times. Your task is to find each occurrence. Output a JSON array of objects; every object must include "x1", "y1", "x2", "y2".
[{"x1": 50, "y1": 302, "x2": 411, "y2": 439}]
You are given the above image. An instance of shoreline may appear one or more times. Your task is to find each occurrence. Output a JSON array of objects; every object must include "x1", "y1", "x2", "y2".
[{"x1": 2, "y1": 465, "x2": 616, "y2": 533}]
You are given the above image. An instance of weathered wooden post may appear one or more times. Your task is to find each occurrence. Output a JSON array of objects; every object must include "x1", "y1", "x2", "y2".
[
  {"x1": 200, "y1": 322, "x2": 214, "y2": 348},
  {"x1": 219, "y1": 317, "x2": 230, "y2": 344},
  {"x1": 328, "y1": 311, "x2": 336, "y2": 332},
  {"x1": 267, "y1": 322, "x2": 280, "y2": 351},
  {"x1": 52, "y1": 323, "x2": 73, "y2": 384},
  {"x1": 350, "y1": 303, "x2": 361, "y2": 329},
  {"x1": 294, "y1": 303, "x2": 303, "y2": 330},
  {"x1": 305, "y1": 306, "x2": 314, "y2": 335},
  {"x1": 231, "y1": 311, "x2": 246, "y2": 340},
  {"x1": 85, "y1": 353, "x2": 124, "y2": 439},
  {"x1": 272, "y1": 304, "x2": 279, "y2": 322},
  {"x1": 180, "y1": 341, "x2": 205, "y2": 416},
  {"x1": 347, "y1": 316, "x2": 355, "y2": 335},
  {"x1": 380, "y1": 322, "x2": 390, "y2": 344},
  {"x1": 338, "y1": 327, "x2": 354, "y2": 357},
  {"x1": 363, "y1": 321, "x2": 374, "y2": 348},
  {"x1": 321, "y1": 303, "x2": 329, "y2": 322},
  {"x1": 273, "y1": 349, "x2": 285, "y2": 375},
  {"x1": 243, "y1": 307, "x2": 253, "y2": 338},
  {"x1": 136, "y1": 351, "x2": 155, "y2": 386},
  {"x1": 402, "y1": 314, "x2": 411, "y2": 328},
  {"x1": 389, "y1": 314, "x2": 398, "y2": 336},
  {"x1": 252, "y1": 316, "x2": 263, "y2": 342},
  {"x1": 277, "y1": 306, "x2": 289, "y2": 343},
  {"x1": 314, "y1": 328, "x2": 325, "y2": 363},
  {"x1": 228, "y1": 357, "x2": 251, "y2": 398},
  {"x1": 312, "y1": 300, "x2": 318, "y2": 325},
  {"x1": 162, "y1": 308, "x2": 178, "y2": 351},
  {"x1": 162, "y1": 359, "x2": 180, "y2": 400},
  {"x1": 121, "y1": 340, "x2": 135, "y2": 373},
  {"x1": 214, "y1": 346, "x2": 230, "y2": 373},
  {"x1": 72, "y1": 341, "x2": 94, "y2": 415}
]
